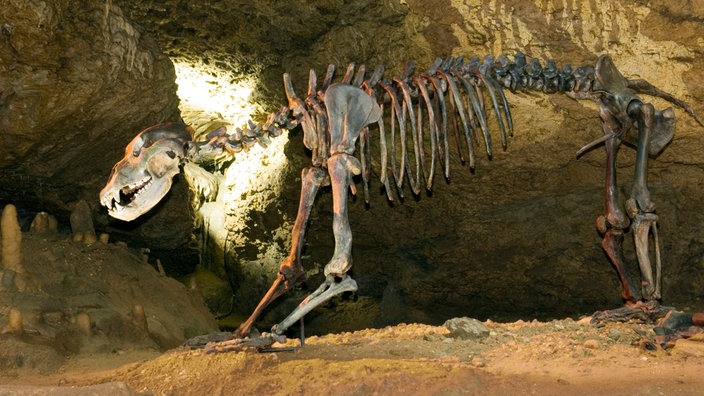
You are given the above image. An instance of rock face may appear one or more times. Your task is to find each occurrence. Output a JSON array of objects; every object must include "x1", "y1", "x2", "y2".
[
  {"x1": 0, "y1": 231, "x2": 219, "y2": 374},
  {"x1": 0, "y1": 0, "x2": 189, "y2": 260},
  {"x1": 2, "y1": 0, "x2": 704, "y2": 332}
]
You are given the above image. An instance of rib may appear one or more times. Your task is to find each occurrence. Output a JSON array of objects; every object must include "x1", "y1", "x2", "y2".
[
  {"x1": 322, "y1": 64, "x2": 335, "y2": 90},
  {"x1": 366, "y1": 64, "x2": 385, "y2": 89},
  {"x1": 378, "y1": 80, "x2": 406, "y2": 198},
  {"x1": 359, "y1": 125, "x2": 370, "y2": 203},
  {"x1": 413, "y1": 75, "x2": 438, "y2": 190},
  {"x1": 453, "y1": 71, "x2": 487, "y2": 164},
  {"x1": 341, "y1": 63, "x2": 355, "y2": 84},
  {"x1": 352, "y1": 64, "x2": 366, "y2": 87},
  {"x1": 393, "y1": 76, "x2": 423, "y2": 194},
  {"x1": 426, "y1": 73, "x2": 451, "y2": 180},
  {"x1": 307, "y1": 69, "x2": 317, "y2": 98},
  {"x1": 437, "y1": 69, "x2": 472, "y2": 167},
  {"x1": 376, "y1": 102, "x2": 394, "y2": 201},
  {"x1": 474, "y1": 70, "x2": 509, "y2": 150}
]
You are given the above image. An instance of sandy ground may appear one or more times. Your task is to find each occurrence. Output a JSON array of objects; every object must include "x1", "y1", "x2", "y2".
[
  {"x1": 1, "y1": 317, "x2": 704, "y2": 395},
  {"x1": 2, "y1": 225, "x2": 704, "y2": 395}
]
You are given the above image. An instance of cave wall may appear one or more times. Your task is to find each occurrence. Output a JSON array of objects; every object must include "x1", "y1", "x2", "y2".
[
  {"x1": 2, "y1": 0, "x2": 704, "y2": 331},
  {"x1": 0, "y1": 0, "x2": 194, "y2": 262}
]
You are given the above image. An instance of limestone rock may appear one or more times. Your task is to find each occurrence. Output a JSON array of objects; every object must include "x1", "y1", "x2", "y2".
[
  {"x1": 444, "y1": 317, "x2": 490, "y2": 340},
  {"x1": 1, "y1": 204, "x2": 25, "y2": 274},
  {"x1": 1, "y1": 307, "x2": 24, "y2": 335},
  {"x1": 0, "y1": 0, "x2": 185, "y2": 253},
  {"x1": 30, "y1": 212, "x2": 58, "y2": 234},
  {"x1": 70, "y1": 200, "x2": 96, "y2": 244}
]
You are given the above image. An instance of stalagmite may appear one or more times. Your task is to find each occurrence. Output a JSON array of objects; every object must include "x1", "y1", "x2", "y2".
[
  {"x1": 29, "y1": 212, "x2": 58, "y2": 234},
  {"x1": 1, "y1": 204, "x2": 26, "y2": 274},
  {"x1": 69, "y1": 200, "x2": 97, "y2": 244},
  {"x1": 132, "y1": 304, "x2": 149, "y2": 339},
  {"x1": 75, "y1": 312, "x2": 92, "y2": 336},
  {"x1": 2, "y1": 307, "x2": 25, "y2": 335}
]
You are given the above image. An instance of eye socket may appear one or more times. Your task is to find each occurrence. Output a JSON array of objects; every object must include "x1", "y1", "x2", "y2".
[{"x1": 146, "y1": 150, "x2": 180, "y2": 178}]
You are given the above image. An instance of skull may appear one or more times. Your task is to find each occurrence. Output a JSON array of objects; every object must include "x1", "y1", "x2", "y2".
[{"x1": 99, "y1": 123, "x2": 193, "y2": 221}]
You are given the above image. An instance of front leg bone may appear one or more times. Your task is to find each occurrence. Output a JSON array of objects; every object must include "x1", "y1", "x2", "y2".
[
  {"x1": 628, "y1": 100, "x2": 656, "y2": 213},
  {"x1": 322, "y1": 83, "x2": 381, "y2": 276},
  {"x1": 324, "y1": 153, "x2": 361, "y2": 277},
  {"x1": 236, "y1": 83, "x2": 381, "y2": 343},
  {"x1": 629, "y1": 208, "x2": 661, "y2": 300},
  {"x1": 599, "y1": 127, "x2": 639, "y2": 303},
  {"x1": 626, "y1": 99, "x2": 661, "y2": 301},
  {"x1": 271, "y1": 275, "x2": 358, "y2": 337},
  {"x1": 599, "y1": 223, "x2": 639, "y2": 303},
  {"x1": 234, "y1": 166, "x2": 327, "y2": 337}
]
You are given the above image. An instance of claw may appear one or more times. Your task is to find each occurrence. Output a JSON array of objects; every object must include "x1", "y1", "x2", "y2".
[
  {"x1": 591, "y1": 300, "x2": 671, "y2": 325},
  {"x1": 202, "y1": 332, "x2": 288, "y2": 354}
]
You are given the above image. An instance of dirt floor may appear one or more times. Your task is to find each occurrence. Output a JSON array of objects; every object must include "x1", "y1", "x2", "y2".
[
  {"x1": 1, "y1": 317, "x2": 704, "y2": 395},
  {"x1": 2, "y1": 227, "x2": 704, "y2": 395}
]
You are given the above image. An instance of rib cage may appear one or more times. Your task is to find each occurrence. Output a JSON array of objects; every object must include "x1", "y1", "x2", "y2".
[
  {"x1": 285, "y1": 53, "x2": 599, "y2": 203},
  {"x1": 193, "y1": 53, "x2": 601, "y2": 202}
]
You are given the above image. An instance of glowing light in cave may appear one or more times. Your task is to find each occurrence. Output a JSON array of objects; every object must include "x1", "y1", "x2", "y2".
[
  {"x1": 171, "y1": 57, "x2": 292, "y2": 274},
  {"x1": 172, "y1": 58, "x2": 264, "y2": 132}
]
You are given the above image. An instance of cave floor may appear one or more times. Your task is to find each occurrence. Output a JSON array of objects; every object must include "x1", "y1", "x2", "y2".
[{"x1": 1, "y1": 318, "x2": 703, "y2": 395}]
